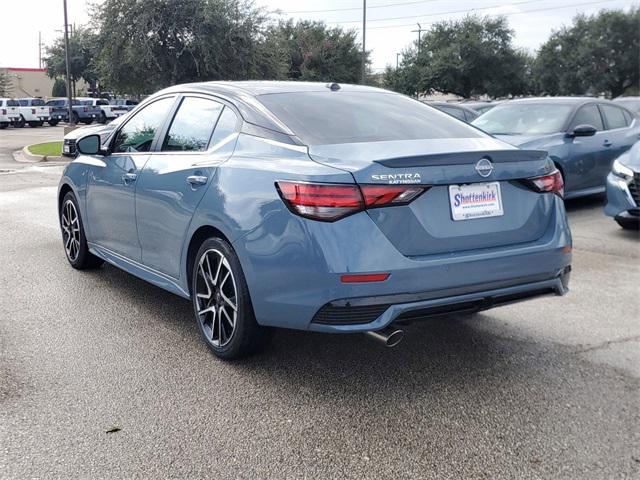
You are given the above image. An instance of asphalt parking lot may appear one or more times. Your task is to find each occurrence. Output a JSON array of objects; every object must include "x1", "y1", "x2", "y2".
[{"x1": 1, "y1": 128, "x2": 638, "y2": 479}]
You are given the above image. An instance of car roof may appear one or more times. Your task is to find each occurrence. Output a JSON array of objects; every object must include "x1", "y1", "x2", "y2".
[
  {"x1": 506, "y1": 96, "x2": 607, "y2": 106},
  {"x1": 159, "y1": 80, "x2": 391, "y2": 97}
]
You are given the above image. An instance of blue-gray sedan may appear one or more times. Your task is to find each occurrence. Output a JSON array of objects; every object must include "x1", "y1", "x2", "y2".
[
  {"x1": 58, "y1": 82, "x2": 572, "y2": 359},
  {"x1": 472, "y1": 97, "x2": 640, "y2": 199},
  {"x1": 605, "y1": 142, "x2": 640, "y2": 229}
]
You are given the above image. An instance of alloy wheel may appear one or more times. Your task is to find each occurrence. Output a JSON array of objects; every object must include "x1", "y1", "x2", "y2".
[
  {"x1": 195, "y1": 249, "x2": 238, "y2": 347},
  {"x1": 61, "y1": 199, "x2": 81, "y2": 262}
]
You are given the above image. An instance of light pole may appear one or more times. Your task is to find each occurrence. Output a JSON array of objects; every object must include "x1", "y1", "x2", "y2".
[
  {"x1": 411, "y1": 23, "x2": 422, "y2": 55},
  {"x1": 361, "y1": 0, "x2": 366, "y2": 84},
  {"x1": 63, "y1": 0, "x2": 74, "y2": 125},
  {"x1": 396, "y1": 53, "x2": 401, "y2": 68}
]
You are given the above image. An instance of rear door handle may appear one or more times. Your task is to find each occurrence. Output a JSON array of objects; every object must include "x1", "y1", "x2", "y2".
[
  {"x1": 187, "y1": 175, "x2": 208, "y2": 186},
  {"x1": 122, "y1": 172, "x2": 137, "y2": 184},
  {"x1": 603, "y1": 140, "x2": 613, "y2": 147}
]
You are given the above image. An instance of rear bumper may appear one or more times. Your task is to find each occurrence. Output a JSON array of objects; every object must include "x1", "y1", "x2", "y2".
[
  {"x1": 310, "y1": 267, "x2": 570, "y2": 332},
  {"x1": 235, "y1": 196, "x2": 572, "y2": 332}
]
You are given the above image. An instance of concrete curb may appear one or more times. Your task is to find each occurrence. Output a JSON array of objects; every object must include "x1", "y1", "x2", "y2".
[{"x1": 21, "y1": 146, "x2": 63, "y2": 163}]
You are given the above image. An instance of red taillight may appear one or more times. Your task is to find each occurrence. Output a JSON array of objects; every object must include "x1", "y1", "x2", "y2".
[
  {"x1": 360, "y1": 184, "x2": 425, "y2": 207},
  {"x1": 31, "y1": 108, "x2": 36, "y2": 114},
  {"x1": 276, "y1": 181, "x2": 426, "y2": 221},
  {"x1": 523, "y1": 170, "x2": 564, "y2": 198},
  {"x1": 83, "y1": 107, "x2": 88, "y2": 112},
  {"x1": 1, "y1": 109, "x2": 6, "y2": 115}
]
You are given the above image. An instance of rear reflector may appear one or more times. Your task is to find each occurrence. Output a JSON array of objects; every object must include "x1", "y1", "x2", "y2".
[
  {"x1": 341, "y1": 273, "x2": 390, "y2": 283},
  {"x1": 522, "y1": 169, "x2": 564, "y2": 198},
  {"x1": 276, "y1": 181, "x2": 426, "y2": 221}
]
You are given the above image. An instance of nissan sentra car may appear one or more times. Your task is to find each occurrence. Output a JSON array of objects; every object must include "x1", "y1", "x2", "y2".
[
  {"x1": 472, "y1": 97, "x2": 640, "y2": 199},
  {"x1": 58, "y1": 81, "x2": 572, "y2": 359}
]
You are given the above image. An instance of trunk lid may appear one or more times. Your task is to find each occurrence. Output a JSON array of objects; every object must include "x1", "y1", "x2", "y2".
[{"x1": 309, "y1": 138, "x2": 555, "y2": 256}]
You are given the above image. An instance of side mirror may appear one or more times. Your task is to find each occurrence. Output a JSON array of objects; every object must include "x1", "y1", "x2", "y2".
[
  {"x1": 76, "y1": 134, "x2": 102, "y2": 155},
  {"x1": 569, "y1": 124, "x2": 597, "y2": 137}
]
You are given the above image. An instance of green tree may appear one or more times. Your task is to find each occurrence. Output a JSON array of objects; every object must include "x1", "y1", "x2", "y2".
[
  {"x1": 52, "y1": 78, "x2": 67, "y2": 97},
  {"x1": 44, "y1": 28, "x2": 99, "y2": 88},
  {"x1": 0, "y1": 70, "x2": 13, "y2": 97},
  {"x1": 384, "y1": 15, "x2": 531, "y2": 98},
  {"x1": 265, "y1": 20, "x2": 368, "y2": 83},
  {"x1": 94, "y1": 0, "x2": 278, "y2": 94},
  {"x1": 534, "y1": 8, "x2": 639, "y2": 97}
]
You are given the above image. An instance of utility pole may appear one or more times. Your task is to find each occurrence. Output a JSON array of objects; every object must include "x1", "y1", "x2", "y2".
[
  {"x1": 63, "y1": 0, "x2": 74, "y2": 125},
  {"x1": 361, "y1": 0, "x2": 366, "y2": 84},
  {"x1": 396, "y1": 53, "x2": 401, "y2": 68},
  {"x1": 38, "y1": 31, "x2": 42, "y2": 69},
  {"x1": 411, "y1": 23, "x2": 422, "y2": 54}
]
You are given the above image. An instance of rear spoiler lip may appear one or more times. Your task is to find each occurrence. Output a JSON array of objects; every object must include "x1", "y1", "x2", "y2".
[{"x1": 374, "y1": 149, "x2": 548, "y2": 168}]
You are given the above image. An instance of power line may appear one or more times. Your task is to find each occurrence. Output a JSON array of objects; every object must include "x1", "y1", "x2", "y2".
[
  {"x1": 354, "y1": 0, "x2": 621, "y2": 30},
  {"x1": 327, "y1": 0, "x2": 551, "y2": 25},
  {"x1": 281, "y1": 0, "x2": 442, "y2": 15}
]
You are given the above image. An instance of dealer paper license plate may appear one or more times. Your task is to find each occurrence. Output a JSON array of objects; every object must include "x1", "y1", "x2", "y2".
[{"x1": 448, "y1": 182, "x2": 504, "y2": 221}]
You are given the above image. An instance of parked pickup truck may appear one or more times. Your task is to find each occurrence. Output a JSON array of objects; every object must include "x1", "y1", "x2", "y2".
[
  {"x1": 109, "y1": 98, "x2": 139, "y2": 117},
  {"x1": 45, "y1": 98, "x2": 101, "y2": 125},
  {"x1": 16, "y1": 98, "x2": 51, "y2": 128},
  {"x1": 62, "y1": 111, "x2": 129, "y2": 158},
  {"x1": 0, "y1": 98, "x2": 21, "y2": 129},
  {"x1": 77, "y1": 97, "x2": 126, "y2": 124}
]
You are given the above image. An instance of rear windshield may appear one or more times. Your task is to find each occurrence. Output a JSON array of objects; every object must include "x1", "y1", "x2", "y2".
[
  {"x1": 31, "y1": 99, "x2": 45, "y2": 106},
  {"x1": 257, "y1": 91, "x2": 484, "y2": 145}
]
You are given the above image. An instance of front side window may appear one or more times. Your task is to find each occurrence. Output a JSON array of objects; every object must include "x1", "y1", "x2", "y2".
[
  {"x1": 258, "y1": 91, "x2": 483, "y2": 145},
  {"x1": 112, "y1": 97, "x2": 174, "y2": 153},
  {"x1": 472, "y1": 103, "x2": 574, "y2": 135},
  {"x1": 570, "y1": 105, "x2": 603, "y2": 130},
  {"x1": 31, "y1": 99, "x2": 45, "y2": 106},
  {"x1": 18, "y1": 99, "x2": 28, "y2": 106},
  {"x1": 161, "y1": 97, "x2": 223, "y2": 152},
  {"x1": 96, "y1": 99, "x2": 109, "y2": 106},
  {"x1": 600, "y1": 105, "x2": 629, "y2": 130}
]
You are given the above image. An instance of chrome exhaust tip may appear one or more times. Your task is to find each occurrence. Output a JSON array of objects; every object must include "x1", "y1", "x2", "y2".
[{"x1": 364, "y1": 326, "x2": 404, "y2": 348}]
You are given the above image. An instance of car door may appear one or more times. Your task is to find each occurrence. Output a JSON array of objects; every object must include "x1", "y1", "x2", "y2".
[
  {"x1": 599, "y1": 104, "x2": 638, "y2": 176},
  {"x1": 564, "y1": 103, "x2": 607, "y2": 191},
  {"x1": 85, "y1": 96, "x2": 176, "y2": 261},
  {"x1": 135, "y1": 95, "x2": 240, "y2": 279}
]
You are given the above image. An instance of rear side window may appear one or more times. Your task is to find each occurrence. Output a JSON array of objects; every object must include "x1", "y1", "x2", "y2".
[
  {"x1": 96, "y1": 99, "x2": 109, "y2": 106},
  {"x1": 258, "y1": 91, "x2": 483, "y2": 145},
  {"x1": 161, "y1": 97, "x2": 224, "y2": 152},
  {"x1": 601, "y1": 105, "x2": 629, "y2": 129},
  {"x1": 208, "y1": 107, "x2": 238, "y2": 147},
  {"x1": 571, "y1": 105, "x2": 603, "y2": 130},
  {"x1": 112, "y1": 97, "x2": 175, "y2": 153}
]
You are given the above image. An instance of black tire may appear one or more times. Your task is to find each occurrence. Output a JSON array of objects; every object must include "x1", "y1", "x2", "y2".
[
  {"x1": 71, "y1": 112, "x2": 80, "y2": 124},
  {"x1": 14, "y1": 115, "x2": 25, "y2": 128},
  {"x1": 0, "y1": 122, "x2": 7, "y2": 129},
  {"x1": 36, "y1": 121, "x2": 44, "y2": 127},
  {"x1": 60, "y1": 192, "x2": 104, "y2": 270},
  {"x1": 98, "y1": 112, "x2": 107, "y2": 124},
  {"x1": 615, "y1": 217, "x2": 640, "y2": 230},
  {"x1": 28, "y1": 121, "x2": 39, "y2": 128},
  {"x1": 191, "y1": 237, "x2": 272, "y2": 360},
  {"x1": 82, "y1": 119, "x2": 94, "y2": 125},
  {"x1": 48, "y1": 119, "x2": 59, "y2": 126}
]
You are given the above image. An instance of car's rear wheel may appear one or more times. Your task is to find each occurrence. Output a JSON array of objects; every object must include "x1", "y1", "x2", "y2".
[
  {"x1": 60, "y1": 192, "x2": 104, "y2": 270},
  {"x1": 14, "y1": 116, "x2": 25, "y2": 128},
  {"x1": 192, "y1": 237, "x2": 271, "y2": 360},
  {"x1": 98, "y1": 112, "x2": 107, "y2": 124},
  {"x1": 0, "y1": 122, "x2": 7, "y2": 129},
  {"x1": 48, "y1": 120, "x2": 59, "y2": 127}
]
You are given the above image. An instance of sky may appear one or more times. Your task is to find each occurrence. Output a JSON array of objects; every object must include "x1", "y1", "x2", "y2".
[{"x1": 0, "y1": 0, "x2": 636, "y2": 72}]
